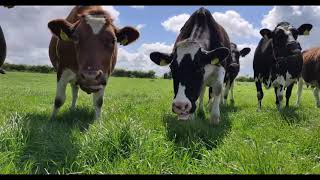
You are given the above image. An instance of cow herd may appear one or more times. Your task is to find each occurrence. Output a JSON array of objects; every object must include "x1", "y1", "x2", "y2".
[{"x1": 0, "y1": 6, "x2": 320, "y2": 126}]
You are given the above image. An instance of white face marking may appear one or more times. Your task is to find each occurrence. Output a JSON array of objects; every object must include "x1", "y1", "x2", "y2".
[
  {"x1": 172, "y1": 83, "x2": 192, "y2": 118},
  {"x1": 85, "y1": 15, "x2": 106, "y2": 35},
  {"x1": 176, "y1": 41, "x2": 201, "y2": 66}
]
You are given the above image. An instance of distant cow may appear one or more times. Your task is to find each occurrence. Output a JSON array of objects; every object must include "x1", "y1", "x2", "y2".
[
  {"x1": 149, "y1": 7, "x2": 230, "y2": 125},
  {"x1": 48, "y1": 6, "x2": 139, "y2": 119},
  {"x1": 212, "y1": 42, "x2": 250, "y2": 104},
  {"x1": 296, "y1": 48, "x2": 320, "y2": 107},
  {"x1": 253, "y1": 22, "x2": 312, "y2": 111},
  {"x1": 0, "y1": 25, "x2": 6, "y2": 74}
]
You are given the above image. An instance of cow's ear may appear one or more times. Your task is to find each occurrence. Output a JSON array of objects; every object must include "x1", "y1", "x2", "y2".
[
  {"x1": 298, "y1": 24, "x2": 313, "y2": 36},
  {"x1": 240, "y1": 47, "x2": 251, "y2": 57},
  {"x1": 150, "y1": 52, "x2": 173, "y2": 66},
  {"x1": 116, "y1": 27, "x2": 140, "y2": 46},
  {"x1": 48, "y1": 19, "x2": 78, "y2": 41},
  {"x1": 204, "y1": 47, "x2": 230, "y2": 65},
  {"x1": 260, "y1": 29, "x2": 272, "y2": 39}
]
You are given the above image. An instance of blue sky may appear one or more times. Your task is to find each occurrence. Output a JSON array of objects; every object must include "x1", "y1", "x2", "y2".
[
  {"x1": 1, "y1": 6, "x2": 319, "y2": 77},
  {"x1": 117, "y1": 6, "x2": 273, "y2": 51}
]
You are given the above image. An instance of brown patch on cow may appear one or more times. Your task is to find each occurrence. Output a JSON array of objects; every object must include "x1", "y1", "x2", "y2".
[{"x1": 301, "y1": 48, "x2": 320, "y2": 84}]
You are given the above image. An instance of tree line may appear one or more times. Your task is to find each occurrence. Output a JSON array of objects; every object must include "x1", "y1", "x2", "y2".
[{"x1": 2, "y1": 63, "x2": 156, "y2": 79}]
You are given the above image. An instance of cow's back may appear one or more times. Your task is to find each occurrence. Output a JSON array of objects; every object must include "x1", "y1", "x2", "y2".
[
  {"x1": 301, "y1": 48, "x2": 320, "y2": 83},
  {"x1": 173, "y1": 10, "x2": 231, "y2": 68},
  {"x1": 48, "y1": 6, "x2": 105, "y2": 73},
  {"x1": 0, "y1": 25, "x2": 6, "y2": 67}
]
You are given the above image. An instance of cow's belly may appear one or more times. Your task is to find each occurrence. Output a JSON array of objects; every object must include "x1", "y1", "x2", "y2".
[
  {"x1": 203, "y1": 65, "x2": 225, "y2": 87},
  {"x1": 272, "y1": 71, "x2": 297, "y2": 88}
]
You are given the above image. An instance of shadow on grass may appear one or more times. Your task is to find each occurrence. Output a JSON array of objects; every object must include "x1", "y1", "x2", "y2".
[
  {"x1": 163, "y1": 103, "x2": 238, "y2": 159},
  {"x1": 17, "y1": 107, "x2": 95, "y2": 174},
  {"x1": 279, "y1": 106, "x2": 302, "y2": 124}
]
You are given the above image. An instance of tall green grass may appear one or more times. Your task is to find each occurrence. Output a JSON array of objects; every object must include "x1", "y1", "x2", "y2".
[{"x1": 0, "y1": 72, "x2": 319, "y2": 174}]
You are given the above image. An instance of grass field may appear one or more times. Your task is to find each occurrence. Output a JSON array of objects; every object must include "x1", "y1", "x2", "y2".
[{"x1": 0, "y1": 71, "x2": 320, "y2": 174}]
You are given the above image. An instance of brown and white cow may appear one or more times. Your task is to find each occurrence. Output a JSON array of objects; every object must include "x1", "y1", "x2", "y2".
[
  {"x1": 48, "y1": 6, "x2": 139, "y2": 119},
  {"x1": 296, "y1": 48, "x2": 320, "y2": 107},
  {"x1": 0, "y1": 25, "x2": 6, "y2": 74}
]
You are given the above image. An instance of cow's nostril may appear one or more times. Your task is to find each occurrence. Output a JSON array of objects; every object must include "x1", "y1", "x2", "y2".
[
  {"x1": 185, "y1": 104, "x2": 188, "y2": 109},
  {"x1": 81, "y1": 73, "x2": 86, "y2": 79},
  {"x1": 96, "y1": 70, "x2": 103, "y2": 80}
]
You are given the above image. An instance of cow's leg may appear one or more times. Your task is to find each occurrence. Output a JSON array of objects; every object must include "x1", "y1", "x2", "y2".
[
  {"x1": 70, "y1": 82, "x2": 79, "y2": 110},
  {"x1": 209, "y1": 68, "x2": 224, "y2": 126},
  {"x1": 313, "y1": 87, "x2": 320, "y2": 107},
  {"x1": 93, "y1": 86, "x2": 106, "y2": 119},
  {"x1": 222, "y1": 81, "x2": 230, "y2": 105},
  {"x1": 51, "y1": 69, "x2": 75, "y2": 119},
  {"x1": 295, "y1": 77, "x2": 303, "y2": 106},
  {"x1": 285, "y1": 83, "x2": 294, "y2": 107},
  {"x1": 230, "y1": 81, "x2": 235, "y2": 104},
  {"x1": 51, "y1": 79, "x2": 68, "y2": 119},
  {"x1": 255, "y1": 79, "x2": 264, "y2": 111},
  {"x1": 198, "y1": 85, "x2": 206, "y2": 116},
  {"x1": 0, "y1": 68, "x2": 5, "y2": 74},
  {"x1": 274, "y1": 86, "x2": 284, "y2": 110}
]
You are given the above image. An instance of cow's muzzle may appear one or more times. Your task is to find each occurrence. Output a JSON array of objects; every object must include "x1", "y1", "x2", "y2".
[
  {"x1": 77, "y1": 70, "x2": 106, "y2": 94},
  {"x1": 287, "y1": 42, "x2": 302, "y2": 54}
]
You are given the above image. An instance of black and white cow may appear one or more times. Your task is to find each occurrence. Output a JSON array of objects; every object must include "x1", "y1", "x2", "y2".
[
  {"x1": 0, "y1": 25, "x2": 6, "y2": 74},
  {"x1": 211, "y1": 42, "x2": 250, "y2": 104},
  {"x1": 149, "y1": 7, "x2": 231, "y2": 125},
  {"x1": 253, "y1": 22, "x2": 312, "y2": 110}
]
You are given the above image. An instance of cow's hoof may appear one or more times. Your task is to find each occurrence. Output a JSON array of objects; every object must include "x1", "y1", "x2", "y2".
[
  {"x1": 295, "y1": 102, "x2": 300, "y2": 107},
  {"x1": 277, "y1": 105, "x2": 282, "y2": 111},
  {"x1": 0, "y1": 69, "x2": 5, "y2": 74},
  {"x1": 230, "y1": 99, "x2": 235, "y2": 105},
  {"x1": 256, "y1": 107, "x2": 261, "y2": 112},
  {"x1": 209, "y1": 115, "x2": 220, "y2": 126},
  {"x1": 198, "y1": 109, "x2": 205, "y2": 118},
  {"x1": 316, "y1": 102, "x2": 320, "y2": 108}
]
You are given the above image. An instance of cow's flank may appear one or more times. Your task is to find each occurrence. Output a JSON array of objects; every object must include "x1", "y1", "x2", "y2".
[
  {"x1": 0, "y1": 25, "x2": 6, "y2": 74},
  {"x1": 48, "y1": 6, "x2": 139, "y2": 119},
  {"x1": 296, "y1": 48, "x2": 320, "y2": 107}
]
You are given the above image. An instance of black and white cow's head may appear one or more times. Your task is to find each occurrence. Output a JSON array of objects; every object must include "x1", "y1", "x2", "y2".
[
  {"x1": 150, "y1": 39, "x2": 229, "y2": 120},
  {"x1": 228, "y1": 43, "x2": 251, "y2": 76},
  {"x1": 260, "y1": 22, "x2": 312, "y2": 94},
  {"x1": 260, "y1": 22, "x2": 312, "y2": 57}
]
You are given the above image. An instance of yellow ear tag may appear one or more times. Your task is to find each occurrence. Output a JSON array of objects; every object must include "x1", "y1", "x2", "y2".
[
  {"x1": 303, "y1": 30, "x2": 310, "y2": 36},
  {"x1": 121, "y1": 38, "x2": 129, "y2": 45},
  {"x1": 211, "y1": 58, "x2": 220, "y2": 65},
  {"x1": 60, "y1": 30, "x2": 70, "y2": 41},
  {"x1": 159, "y1": 59, "x2": 167, "y2": 66}
]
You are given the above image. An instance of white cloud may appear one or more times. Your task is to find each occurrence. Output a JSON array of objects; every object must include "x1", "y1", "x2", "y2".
[
  {"x1": 161, "y1": 13, "x2": 190, "y2": 34},
  {"x1": 212, "y1": 11, "x2": 259, "y2": 38},
  {"x1": 102, "y1": 6, "x2": 120, "y2": 23},
  {"x1": 136, "y1": 24, "x2": 146, "y2": 31},
  {"x1": 161, "y1": 11, "x2": 259, "y2": 39},
  {"x1": 236, "y1": 43, "x2": 256, "y2": 77},
  {"x1": 117, "y1": 42, "x2": 174, "y2": 76},
  {"x1": 130, "y1": 6, "x2": 145, "y2": 9},
  {"x1": 261, "y1": 6, "x2": 320, "y2": 50}
]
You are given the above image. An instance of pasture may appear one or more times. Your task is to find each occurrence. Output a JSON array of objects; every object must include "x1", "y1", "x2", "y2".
[{"x1": 0, "y1": 71, "x2": 320, "y2": 174}]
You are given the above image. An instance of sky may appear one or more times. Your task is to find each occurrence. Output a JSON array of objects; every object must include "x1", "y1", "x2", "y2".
[{"x1": 1, "y1": 6, "x2": 320, "y2": 77}]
